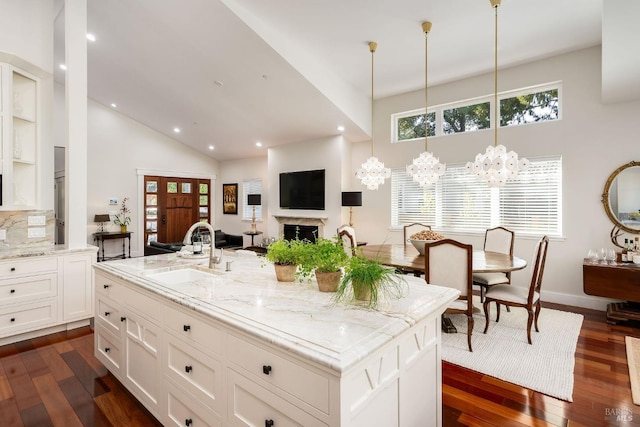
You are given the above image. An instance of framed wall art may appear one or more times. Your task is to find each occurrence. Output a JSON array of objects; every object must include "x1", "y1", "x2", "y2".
[{"x1": 223, "y1": 183, "x2": 238, "y2": 214}]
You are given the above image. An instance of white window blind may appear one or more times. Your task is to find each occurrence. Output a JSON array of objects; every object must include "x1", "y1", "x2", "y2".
[
  {"x1": 391, "y1": 155, "x2": 562, "y2": 237},
  {"x1": 242, "y1": 179, "x2": 262, "y2": 221}
]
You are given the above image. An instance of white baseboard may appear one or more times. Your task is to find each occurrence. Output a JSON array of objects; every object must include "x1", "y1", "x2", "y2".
[{"x1": 541, "y1": 290, "x2": 615, "y2": 311}]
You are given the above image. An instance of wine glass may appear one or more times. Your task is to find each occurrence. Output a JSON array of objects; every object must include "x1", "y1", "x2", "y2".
[
  {"x1": 587, "y1": 249, "x2": 598, "y2": 264},
  {"x1": 606, "y1": 248, "x2": 617, "y2": 265},
  {"x1": 600, "y1": 248, "x2": 607, "y2": 264}
]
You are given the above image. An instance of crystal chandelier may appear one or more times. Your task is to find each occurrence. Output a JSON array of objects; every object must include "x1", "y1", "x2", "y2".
[
  {"x1": 406, "y1": 21, "x2": 446, "y2": 188},
  {"x1": 356, "y1": 42, "x2": 390, "y2": 190},
  {"x1": 466, "y1": 0, "x2": 528, "y2": 188}
]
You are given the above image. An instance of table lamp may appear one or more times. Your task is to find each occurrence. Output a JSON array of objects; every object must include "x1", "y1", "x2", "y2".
[
  {"x1": 94, "y1": 214, "x2": 111, "y2": 233},
  {"x1": 341, "y1": 192, "x2": 362, "y2": 226},
  {"x1": 247, "y1": 194, "x2": 261, "y2": 233}
]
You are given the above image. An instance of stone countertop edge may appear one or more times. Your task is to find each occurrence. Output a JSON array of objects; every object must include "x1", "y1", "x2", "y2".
[
  {"x1": 0, "y1": 245, "x2": 98, "y2": 260},
  {"x1": 93, "y1": 254, "x2": 459, "y2": 373}
]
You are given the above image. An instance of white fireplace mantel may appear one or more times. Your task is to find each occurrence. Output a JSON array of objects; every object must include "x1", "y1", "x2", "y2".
[{"x1": 273, "y1": 215, "x2": 329, "y2": 237}]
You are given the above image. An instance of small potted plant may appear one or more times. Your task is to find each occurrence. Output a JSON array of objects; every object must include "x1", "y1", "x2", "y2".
[
  {"x1": 310, "y1": 236, "x2": 349, "y2": 292},
  {"x1": 265, "y1": 238, "x2": 309, "y2": 282},
  {"x1": 335, "y1": 255, "x2": 407, "y2": 309},
  {"x1": 113, "y1": 197, "x2": 131, "y2": 232}
]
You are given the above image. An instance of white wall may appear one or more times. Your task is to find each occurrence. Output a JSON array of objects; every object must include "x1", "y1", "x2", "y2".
[
  {"x1": 218, "y1": 157, "x2": 268, "y2": 246},
  {"x1": 349, "y1": 46, "x2": 640, "y2": 310},
  {"x1": 84, "y1": 98, "x2": 219, "y2": 257}
]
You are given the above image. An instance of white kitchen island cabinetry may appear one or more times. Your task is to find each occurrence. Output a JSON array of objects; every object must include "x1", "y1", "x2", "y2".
[{"x1": 94, "y1": 254, "x2": 457, "y2": 427}]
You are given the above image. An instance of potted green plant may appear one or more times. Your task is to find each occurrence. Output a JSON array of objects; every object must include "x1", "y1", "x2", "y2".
[
  {"x1": 265, "y1": 238, "x2": 310, "y2": 282},
  {"x1": 309, "y1": 237, "x2": 349, "y2": 292},
  {"x1": 335, "y1": 255, "x2": 407, "y2": 309},
  {"x1": 113, "y1": 197, "x2": 131, "y2": 232}
]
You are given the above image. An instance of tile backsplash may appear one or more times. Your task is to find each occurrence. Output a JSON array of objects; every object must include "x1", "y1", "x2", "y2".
[{"x1": 0, "y1": 210, "x2": 55, "y2": 254}]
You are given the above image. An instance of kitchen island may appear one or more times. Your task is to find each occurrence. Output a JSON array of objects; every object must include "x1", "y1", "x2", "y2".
[{"x1": 93, "y1": 252, "x2": 458, "y2": 427}]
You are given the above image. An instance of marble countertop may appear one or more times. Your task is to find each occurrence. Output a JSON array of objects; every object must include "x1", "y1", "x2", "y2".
[
  {"x1": 94, "y1": 252, "x2": 459, "y2": 372},
  {"x1": 0, "y1": 244, "x2": 98, "y2": 260}
]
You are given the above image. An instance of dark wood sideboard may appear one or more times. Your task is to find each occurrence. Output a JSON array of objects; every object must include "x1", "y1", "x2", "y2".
[{"x1": 583, "y1": 260, "x2": 640, "y2": 324}]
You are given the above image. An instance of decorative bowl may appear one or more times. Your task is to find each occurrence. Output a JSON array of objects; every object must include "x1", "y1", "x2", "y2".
[{"x1": 409, "y1": 239, "x2": 437, "y2": 256}]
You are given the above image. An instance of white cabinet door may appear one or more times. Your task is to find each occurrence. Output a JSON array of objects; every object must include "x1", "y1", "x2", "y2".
[{"x1": 62, "y1": 253, "x2": 93, "y2": 321}]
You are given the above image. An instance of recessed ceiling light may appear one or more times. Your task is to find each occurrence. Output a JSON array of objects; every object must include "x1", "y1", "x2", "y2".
[
  {"x1": 86, "y1": 33, "x2": 96, "y2": 42},
  {"x1": 59, "y1": 64, "x2": 67, "y2": 70},
  {"x1": 173, "y1": 127, "x2": 181, "y2": 133},
  {"x1": 337, "y1": 125, "x2": 345, "y2": 132},
  {"x1": 209, "y1": 145, "x2": 214, "y2": 150},
  {"x1": 110, "y1": 103, "x2": 117, "y2": 108},
  {"x1": 214, "y1": 80, "x2": 223, "y2": 87},
  {"x1": 256, "y1": 142, "x2": 262, "y2": 147}
]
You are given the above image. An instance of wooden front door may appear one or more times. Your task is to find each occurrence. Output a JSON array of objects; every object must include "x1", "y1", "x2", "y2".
[{"x1": 144, "y1": 176, "x2": 211, "y2": 245}]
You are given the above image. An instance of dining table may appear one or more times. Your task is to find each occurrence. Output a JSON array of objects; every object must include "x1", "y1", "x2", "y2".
[{"x1": 359, "y1": 243, "x2": 527, "y2": 275}]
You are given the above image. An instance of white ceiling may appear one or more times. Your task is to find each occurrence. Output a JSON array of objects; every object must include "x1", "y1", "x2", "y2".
[{"x1": 55, "y1": 0, "x2": 605, "y2": 161}]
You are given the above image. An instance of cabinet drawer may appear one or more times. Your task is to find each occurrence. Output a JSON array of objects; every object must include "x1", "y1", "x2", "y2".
[
  {"x1": 0, "y1": 299, "x2": 57, "y2": 337},
  {"x1": 95, "y1": 296, "x2": 125, "y2": 336},
  {"x1": 228, "y1": 369, "x2": 327, "y2": 427},
  {"x1": 165, "y1": 333, "x2": 224, "y2": 414},
  {"x1": 166, "y1": 380, "x2": 221, "y2": 427},
  {"x1": 0, "y1": 273, "x2": 57, "y2": 306},
  {"x1": 95, "y1": 326, "x2": 122, "y2": 373},
  {"x1": 94, "y1": 272, "x2": 124, "y2": 300},
  {"x1": 164, "y1": 305, "x2": 224, "y2": 356},
  {"x1": 0, "y1": 257, "x2": 57, "y2": 276},
  {"x1": 228, "y1": 334, "x2": 329, "y2": 414}
]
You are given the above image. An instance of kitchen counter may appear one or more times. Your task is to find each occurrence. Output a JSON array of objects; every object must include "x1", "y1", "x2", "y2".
[
  {"x1": 93, "y1": 251, "x2": 458, "y2": 426},
  {"x1": 94, "y1": 252, "x2": 457, "y2": 372}
]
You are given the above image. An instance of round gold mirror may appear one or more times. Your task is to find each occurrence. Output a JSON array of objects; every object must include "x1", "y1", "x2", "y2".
[{"x1": 602, "y1": 161, "x2": 640, "y2": 234}]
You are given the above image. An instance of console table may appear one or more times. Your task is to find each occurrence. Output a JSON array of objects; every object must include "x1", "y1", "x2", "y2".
[
  {"x1": 94, "y1": 231, "x2": 133, "y2": 262},
  {"x1": 583, "y1": 260, "x2": 640, "y2": 323},
  {"x1": 243, "y1": 230, "x2": 263, "y2": 246}
]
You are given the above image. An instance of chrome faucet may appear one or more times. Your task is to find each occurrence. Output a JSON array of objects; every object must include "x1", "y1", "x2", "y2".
[{"x1": 183, "y1": 221, "x2": 220, "y2": 269}]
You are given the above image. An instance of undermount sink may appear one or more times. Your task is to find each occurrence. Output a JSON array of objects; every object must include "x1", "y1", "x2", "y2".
[{"x1": 146, "y1": 266, "x2": 221, "y2": 284}]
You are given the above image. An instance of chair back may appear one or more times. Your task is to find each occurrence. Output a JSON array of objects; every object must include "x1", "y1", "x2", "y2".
[
  {"x1": 527, "y1": 236, "x2": 549, "y2": 303},
  {"x1": 337, "y1": 224, "x2": 357, "y2": 256},
  {"x1": 403, "y1": 223, "x2": 432, "y2": 247},
  {"x1": 483, "y1": 226, "x2": 514, "y2": 256},
  {"x1": 424, "y1": 239, "x2": 473, "y2": 300}
]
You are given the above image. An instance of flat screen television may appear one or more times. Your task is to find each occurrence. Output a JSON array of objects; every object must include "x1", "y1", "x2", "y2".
[{"x1": 279, "y1": 169, "x2": 325, "y2": 210}]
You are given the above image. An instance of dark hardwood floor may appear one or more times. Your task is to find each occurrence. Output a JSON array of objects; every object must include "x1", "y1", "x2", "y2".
[{"x1": 0, "y1": 302, "x2": 639, "y2": 426}]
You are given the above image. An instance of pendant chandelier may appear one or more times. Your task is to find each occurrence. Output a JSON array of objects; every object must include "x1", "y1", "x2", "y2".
[
  {"x1": 466, "y1": 0, "x2": 529, "y2": 188},
  {"x1": 356, "y1": 41, "x2": 390, "y2": 190},
  {"x1": 406, "y1": 21, "x2": 446, "y2": 188}
]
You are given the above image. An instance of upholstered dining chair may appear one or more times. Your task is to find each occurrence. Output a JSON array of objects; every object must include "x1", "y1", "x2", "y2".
[
  {"x1": 337, "y1": 224, "x2": 357, "y2": 257},
  {"x1": 473, "y1": 226, "x2": 515, "y2": 302},
  {"x1": 424, "y1": 239, "x2": 474, "y2": 352},
  {"x1": 482, "y1": 235, "x2": 549, "y2": 345},
  {"x1": 403, "y1": 223, "x2": 432, "y2": 247}
]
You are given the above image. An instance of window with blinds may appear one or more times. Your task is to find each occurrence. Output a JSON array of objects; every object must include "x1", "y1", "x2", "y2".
[
  {"x1": 242, "y1": 179, "x2": 263, "y2": 221},
  {"x1": 391, "y1": 155, "x2": 562, "y2": 237}
]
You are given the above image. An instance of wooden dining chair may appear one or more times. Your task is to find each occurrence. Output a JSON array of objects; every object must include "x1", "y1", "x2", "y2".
[
  {"x1": 403, "y1": 223, "x2": 432, "y2": 247},
  {"x1": 482, "y1": 236, "x2": 549, "y2": 345},
  {"x1": 473, "y1": 226, "x2": 515, "y2": 302},
  {"x1": 424, "y1": 239, "x2": 474, "y2": 352},
  {"x1": 337, "y1": 224, "x2": 357, "y2": 257}
]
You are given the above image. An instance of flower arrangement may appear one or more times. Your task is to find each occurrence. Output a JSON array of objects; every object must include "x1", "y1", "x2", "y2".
[{"x1": 113, "y1": 197, "x2": 131, "y2": 227}]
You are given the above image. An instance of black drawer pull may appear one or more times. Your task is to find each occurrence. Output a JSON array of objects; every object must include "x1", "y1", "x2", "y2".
[
  {"x1": 104, "y1": 347, "x2": 110, "y2": 353},
  {"x1": 10, "y1": 267, "x2": 16, "y2": 272},
  {"x1": 104, "y1": 311, "x2": 111, "y2": 316},
  {"x1": 185, "y1": 365, "x2": 193, "y2": 373},
  {"x1": 10, "y1": 317, "x2": 15, "y2": 322},
  {"x1": 262, "y1": 365, "x2": 272, "y2": 375},
  {"x1": 103, "y1": 284, "x2": 110, "y2": 289},
  {"x1": 185, "y1": 419, "x2": 193, "y2": 426},
  {"x1": 265, "y1": 420, "x2": 274, "y2": 427},
  {"x1": 183, "y1": 324, "x2": 191, "y2": 332},
  {"x1": 10, "y1": 289, "x2": 15, "y2": 294},
  {"x1": 120, "y1": 316, "x2": 126, "y2": 322}
]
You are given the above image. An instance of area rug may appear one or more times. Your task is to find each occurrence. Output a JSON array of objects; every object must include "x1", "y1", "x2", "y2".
[
  {"x1": 441, "y1": 298, "x2": 583, "y2": 401},
  {"x1": 625, "y1": 336, "x2": 640, "y2": 405}
]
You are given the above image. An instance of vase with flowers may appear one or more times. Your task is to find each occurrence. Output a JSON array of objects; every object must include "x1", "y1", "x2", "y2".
[{"x1": 113, "y1": 197, "x2": 131, "y2": 232}]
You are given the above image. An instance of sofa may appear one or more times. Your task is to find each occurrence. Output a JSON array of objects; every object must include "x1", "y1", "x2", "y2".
[{"x1": 144, "y1": 229, "x2": 243, "y2": 256}]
